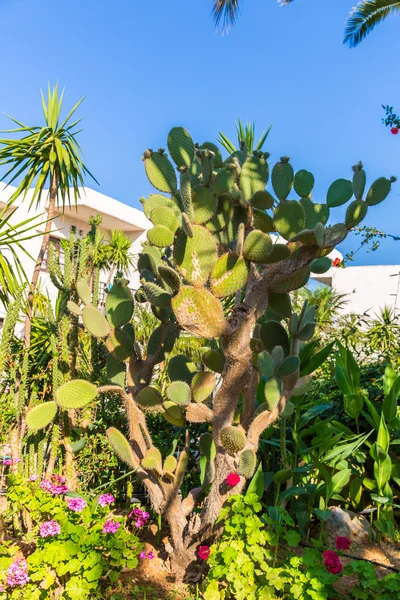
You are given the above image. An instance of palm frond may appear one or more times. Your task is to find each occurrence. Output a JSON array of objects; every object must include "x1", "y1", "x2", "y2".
[
  {"x1": 212, "y1": 0, "x2": 240, "y2": 27},
  {"x1": 344, "y1": 0, "x2": 400, "y2": 47}
]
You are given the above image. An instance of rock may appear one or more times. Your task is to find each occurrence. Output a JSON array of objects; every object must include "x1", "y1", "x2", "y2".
[{"x1": 325, "y1": 506, "x2": 374, "y2": 545}]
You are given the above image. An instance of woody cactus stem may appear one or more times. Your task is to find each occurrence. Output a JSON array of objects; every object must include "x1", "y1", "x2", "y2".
[{"x1": 26, "y1": 126, "x2": 396, "y2": 579}]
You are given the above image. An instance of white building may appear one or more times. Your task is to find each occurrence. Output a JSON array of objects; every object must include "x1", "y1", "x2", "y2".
[{"x1": 0, "y1": 184, "x2": 151, "y2": 318}]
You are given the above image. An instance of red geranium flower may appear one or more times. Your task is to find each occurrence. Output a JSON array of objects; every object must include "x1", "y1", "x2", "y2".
[
  {"x1": 335, "y1": 536, "x2": 351, "y2": 550},
  {"x1": 322, "y1": 550, "x2": 343, "y2": 574},
  {"x1": 333, "y1": 257, "x2": 341, "y2": 267},
  {"x1": 226, "y1": 473, "x2": 241, "y2": 487},
  {"x1": 390, "y1": 127, "x2": 399, "y2": 135},
  {"x1": 198, "y1": 545, "x2": 210, "y2": 561}
]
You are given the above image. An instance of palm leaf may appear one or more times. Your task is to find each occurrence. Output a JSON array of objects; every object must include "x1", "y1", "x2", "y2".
[
  {"x1": 212, "y1": 0, "x2": 240, "y2": 27},
  {"x1": 344, "y1": 0, "x2": 400, "y2": 47}
]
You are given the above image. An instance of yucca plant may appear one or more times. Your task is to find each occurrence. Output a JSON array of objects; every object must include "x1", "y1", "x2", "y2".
[
  {"x1": 218, "y1": 118, "x2": 272, "y2": 155},
  {"x1": 105, "y1": 229, "x2": 135, "y2": 286},
  {"x1": 0, "y1": 84, "x2": 96, "y2": 348}
]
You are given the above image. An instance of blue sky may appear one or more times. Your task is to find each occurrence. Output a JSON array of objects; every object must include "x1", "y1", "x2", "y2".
[{"x1": 0, "y1": 0, "x2": 399, "y2": 265}]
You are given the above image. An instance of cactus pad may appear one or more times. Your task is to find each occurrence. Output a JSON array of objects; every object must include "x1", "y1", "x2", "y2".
[
  {"x1": 150, "y1": 206, "x2": 179, "y2": 233},
  {"x1": 260, "y1": 320, "x2": 290, "y2": 355},
  {"x1": 272, "y1": 158, "x2": 294, "y2": 201},
  {"x1": 106, "y1": 327, "x2": 135, "y2": 361},
  {"x1": 141, "y1": 448, "x2": 163, "y2": 474},
  {"x1": 210, "y1": 252, "x2": 249, "y2": 297},
  {"x1": 240, "y1": 155, "x2": 269, "y2": 200},
  {"x1": 163, "y1": 401, "x2": 185, "y2": 427},
  {"x1": 105, "y1": 285, "x2": 134, "y2": 328},
  {"x1": 168, "y1": 354, "x2": 197, "y2": 384},
  {"x1": 136, "y1": 386, "x2": 163, "y2": 407},
  {"x1": 200, "y1": 432, "x2": 216, "y2": 460},
  {"x1": 67, "y1": 301, "x2": 82, "y2": 316},
  {"x1": 345, "y1": 200, "x2": 367, "y2": 228},
  {"x1": 192, "y1": 185, "x2": 218, "y2": 224},
  {"x1": 191, "y1": 371, "x2": 216, "y2": 403},
  {"x1": 238, "y1": 449, "x2": 257, "y2": 479},
  {"x1": 143, "y1": 150, "x2": 177, "y2": 193},
  {"x1": 107, "y1": 427, "x2": 135, "y2": 468},
  {"x1": 142, "y1": 193, "x2": 181, "y2": 221},
  {"x1": 264, "y1": 377, "x2": 282, "y2": 410},
  {"x1": 352, "y1": 163, "x2": 366, "y2": 200},
  {"x1": 250, "y1": 190, "x2": 275, "y2": 210},
  {"x1": 267, "y1": 292, "x2": 292, "y2": 319},
  {"x1": 147, "y1": 225, "x2": 175, "y2": 248},
  {"x1": 206, "y1": 194, "x2": 234, "y2": 233},
  {"x1": 138, "y1": 245, "x2": 162, "y2": 275},
  {"x1": 277, "y1": 356, "x2": 300, "y2": 377},
  {"x1": 326, "y1": 178, "x2": 353, "y2": 207},
  {"x1": 213, "y1": 167, "x2": 236, "y2": 195},
  {"x1": 366, "y1": 177, "x2": 394, "y2": 206},
  {"x1": 26, "y1": 401, "x2": 58, "y2": 431},
  {"x1": 56, "y1": 380, "x2": 98, "y2": 409},
  {"x1": 294, "y1": 169, "x2": 315, "y2": 198},
  {"x1": 263, "y1": 244, "x2": 291, "y2": 264},
  {"x1": 220, "y1": 426, "x2": 246, "y2": 455},
  {"x1": 253, "y1": 209, "x2": 274, "y2": 233},
  {"x1": 167, "y1": 127, "x2": 194, "y2": 168},
  {"x1": 300, "y1": 198, "x2": 330, "y2": 229},
  {"x1": 147, "y1": 322, "x2": 177, "y2": 363},
  {"x1": 77, "y1": 279, "x2": 91, "y2": 305},
  {"x1": 82, "y1": 305, "x2": 111, "y2": 338},
  {"x1": 158, "y1": 265, "x2": 181, "y2": 291},
  {"x1": 200, "y1": 141, "x2": 223, "y2": 168},
  {"x1": 273, "y1": 201, "x2": 306, "y2": 240},
  {"x1": 310, "y1": 257, "x2": 332, "y2": 274},
  {"x1": 202, "y1": 349, "x2": 225, "y2": 373},
  {"x1": 243, "y1": 230, "x2": 272, "y2": 264},
  {"x1": 173, "y1": 225, "x2": 218, "y2": 287},
  {"x1": 172, "y1": 286, "x2": 227, "y2": 338},
  {"x1": 270, "y1": 266, "x2": 310, "y2": 293},
  {"x1": 143, "y1": 282, "x2": 172, "y2": 308},
  {"x1": 258, "y1": 351, "x2": 275, "y2": 379},
  {"x1": 166, "y1": 381, "x2": 192, "y2": 406},
  {"x1": 107, "y1": 355, "x2": 126, "y2": 387},
  {"x1": 164, "y1": 455, "x2": 177, "y2": 473}
]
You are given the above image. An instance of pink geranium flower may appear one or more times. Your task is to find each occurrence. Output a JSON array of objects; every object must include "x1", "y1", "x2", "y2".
[
  {"x1": 198, "y1": 545, "x2": 210, "y2": 561},
  {"x1": 322, "y1": 550, "x2": 343, "y2": 574},
  {"x1": 335, "y1": 536, "x2": 351, "y2": 550},
  {"x1": 39, "y1": 520, "x2": 61, "y2": 538},
  {"x1": 98, "y1": 493, "x2": 115, "y2": 507},
  {"x1": 103, "y1": 519, "x2": 121, "y2": 534},
  {"x1": 66, "y1": 497, "x2": 87, "y2": 512},
  {"x1": 6, "y1": 559, "x2": 29, "y2": 587}
]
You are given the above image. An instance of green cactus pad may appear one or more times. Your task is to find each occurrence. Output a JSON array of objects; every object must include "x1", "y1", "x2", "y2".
[
  {"x1": 366, "y1": 177, "x2": 393, "y2": 206},
  {"x1": 292, "y1": 375, "x2": 313, "y2": 396},
  {"x1": 166, "y1": 381, "x2": 192, "y2": 406},
  {"x1": 138, "y1": 245, "x2": 162, "y2": 275},
  {"x1": 278, "y1": 355, "x2": 300, "y2": 377},
  {"x1": 258, "y1": 351, "x2": 275, "y2": 379},
  {"x1": 296, "y1": 322, "x2": 315, "y2": 341},
  {"x1": 202, "y1": 349, "x2": 225, "y2": 373},
  {"x1": 200, "y1": 142, "x2": 223, "y2": 168},
  {"x1": 273, "y1": 201, "x2": 306, "y2": 240},
  {"x1": 158, "y1": 265, "x2": 181, "y2": 291},
  {"x1": 326, "y1": 178, "x2": 353, "y2": 207},
  {"x1": 82, "y1": 305, "x2": 111, "y2": 338},
  {"x1": 167, "y1": 127, "x2": 194, "y2": 168},
  {"x1": 272, "y1": 158, "x2": 294, "y2": 201},
  {"x1": 179, "y1": 169, "x2": 194, "y2": 222},
  {"x1": 205, "y1": 194, "x2": 234, "y2": 233},
  {"x1": 220, "y1": 426, "x2": 246, "y2": 455},
  {"x1": 147, "y1": 225, "x2": 175, "y2": 248},
  {"x1": 191, "y1": 185, "x2": 218, "y2": 225},
  {"x1": 150, "y1": 206, "x2": 179, "y2": 233},
  {"x1": 253, "y1": 209, "x2": 274, "y2": 233},
  {"x1": 270, "y1": 266, "x2": 310, "y2": 294},
  {"x1": 26, "y1": 401, "x2": 58, "y2": 431},
  {"x1": 77, "y1": 279, "x2": 91, "y2": 305},
  {"x1": 243, "y1": 230, "x2": 273, "y2": 264},
  {"x1": 268, "y1": 292, "x2": 292, "y2": 319},
  {"x1": 143, "y1": 282, "x2": 172, "y2": 308},
  {"x1": 271, "y1": 346, "x2": 284, "y2": 370},
  {"x1": 238, "y1": 449, "x2": 257, "y2": 479},
  {"x1": 164, "y1": 455, "x2": 177, "y2": 473},
  {"x1": 216, "y1": 205, "x2": 248, "y2": 247},
  {"x1": 151, "y1": 304, "x2": 171, "y2": 322},
  {"x1": 106, "y1": 427, "x2": 135, "y2": 468},
  {"x1": 172, "y1": 286, "x2": 227, "y2": 338},
  {"x1": 323, "y1": 223, "x2": 348, "y2": 248},
  {"x1": 260, "y1": 321, "x2": 290, "y2": 355},
  {"x1": 200, "y1": 432, "x2": 216, "y2": 460},
  {"x1": 250, "y1": 190, "x2": 275, "y2": 210},
  {"x1": 240, "y1": 155, "x2": 269, "y2": 200},
  {"x1": 294, "y1": 169, "x2": 315, "y2": 198},
  {"x1": 141, "y1": 448, "x2": 163, "y2": 474},
  {"x1": 264, "y1": 377, "x2": 282, "y2": 410},
  {"x1": 105, "y1": 285, "x2": 134, "y2": 328},
  {"x1": 264, "y1": 244, "x2": 291, "y2": 264},
  {"x1": 182, "y1": 212, "x2": 194, "y2": 237},
  {"x1": 162, "y1": 402, "x2": 185, "y2": 427},
  {"x1": 310, "y1": 257, "x2": 332, "y2": 274},
  {"x1": 210, "y1": 252, "x2": 249, "y2": 298},
  {"x1": 136, "y1": 386, "x2": 163, "y2": 407},
  {"x1": 144, "y1": 150, "x2": 177, "y2": 193},
  {"x1": 67, "y1": 301, "x2": 82, "y2": 316},
  {"x1": 147, "y1": 322, "x2": 178, "y2": 363},
  {"x1": 106, "y1": 327, "x2": 135, "y2": 362},
  {"x1": 107, "y1": 355, "x2": 126, "y2": 387},
  {"x1": 56, "y1": 380, "x2": 98, "y2": 409},
  {"x1": 168, "y1": 354, "x2": 197, "y2": 384},
  {"x1": 352, "y1": 164, "x2": 366, "y2": 200},
  {"x1": 345, "y1": 200, "x2": 367, "y2": 228},
  {"x1": 203, "y1": 459, "x2": 216, "y2": 488},
  {"x1": 213, "y1": 167, "x2": 236, "y2": 194},
  {"x1": 142, "y1": 194, "x2": 181, "y2": 222},
  {"x1": 173, "y1": 225, "x2": 218, "y2": 287},
  {"x1": 289, "y1": 228, "x2": 320, "y2": 246},
  {"x1": 282, "y1": 401, "x2": 294, "y2": 417},
  {"x1": 191, "y1": 371, "x2": 216, "y2": 403},
  {"x1": 300, "y1": 198, "x2": 330, "y2": 229}
]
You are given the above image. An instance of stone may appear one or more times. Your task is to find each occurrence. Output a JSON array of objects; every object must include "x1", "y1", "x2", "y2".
[{"x1": 325, "y1": 506, "x2": 374, "y2": 545}]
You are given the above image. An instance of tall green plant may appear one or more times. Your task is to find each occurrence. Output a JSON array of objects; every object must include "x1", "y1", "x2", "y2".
[{"x1": 218, "y1": 118, "x2": 272, "y2": 155}]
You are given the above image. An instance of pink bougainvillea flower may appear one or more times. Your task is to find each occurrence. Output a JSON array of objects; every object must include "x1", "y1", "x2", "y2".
[
  {"x1": 322, "y1": 550, "x2": 343, "y2": 574},
  {"x1": 39, "y1": 520, "x2": 61, "y2": 538},
  {"x1": 226, "y1": 473, "x2": 241, "y2": 487},
  {"x1": 335, "y1": 536, "x2": 351, "y2": 550},
  {"x1": 391, "y1": 127, "x2": 399, "y2": 135},
  {"x1": 98, "y1": 493, "x2": 115, "y2": 507},
  {"x1": 198, "y1": 545, "x2": 210, "y2": 561},
  {"x1": 6, "y1": 559, "x2": 29, "y2": 587},
  {"x1": 102, "y1": 519, "x2": 121, "y2": 534},
  {"x1": 66, "y1": 496, "x2": 87, "y2": 512}
]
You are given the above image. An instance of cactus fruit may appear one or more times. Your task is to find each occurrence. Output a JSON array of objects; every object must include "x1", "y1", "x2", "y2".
[
  {"x1": 106, "y1": 327, "x2": 135, "y2": 362},
  {"x1": 56, "y1": 380, "x2": 98, "y2": 409},
  {"x1": 164, "y1": 455, "x2": 177, "y2": 473},
  {"x1": 220, "y1": 426, "x2": 246, "y2": 455},
  {"x1": 258, "y1": 351, "x2": 275, "y2": 379},
  {"x1": 172, "y1": 286, "x2": 227, "y2": 338},
  {"x1": 352, "y1": 162, "x2": 366, "y2": 200},
  {"x1": 264, "y1": 377, "x2": 282, "y2": 410},
  {"x1": 238, "y1": 449, "x2": 257, "y2": 479},
  {"x1": 105, "y1": 284, "x2": 134, "y2": 328},
  {"x1": 67, "y1": 301, "x2": 82, "y2": 316},
  {"x1": 202, "y1": 349, "x2": 225, "y2": 373},
  {"x1": 213, "y1": 166, "x2": 236, "y2": 194},
  {"x1": 300, "y1": 198, "x2": 330, "y2": 229},
  {"x1": 26, "y1": 401, "x2": 58, "y2": 431},
  {"x1": 310, "y1": 257, "x2": 332, "y2": 274},
  {"x1": 326, "y1": 178, "x2": 353, "y2": 207},
  {"x1": 168, "y1": 354, "x2": 197, "y2": 384},
  {"x1": 150, "y1": 206, "x2": 180, "y2": 233},
  {"x1": 240, "y1": 155, "x2": 269, "y2": 200},
  {"x1": 272, "y1": 157, "x2": 294, "y2": 201},
  {"x1": 147, "y1": 225, "x2": 175, "y2": 248},
  {"x1": 82, "y1": 305, "x2": 111, "y2": 338},
  {"x1": 206, "y1": 194, "x2": 234, "y2": 233},
  {"x1": 167, "y1": 127, "x2": 194, "y2": 168},
  {"x1": 166, "y1": 381, "x2": 192, "y2": 406},
  {"x1": 142, "y1": 447, "x2": 163, "y2": 475},
  {"x1": 192, "y1": 185, "x2": 218, "y2": 224},
  {"x1": 277, "y1": 356, "x2": 300, "y2": 377},
  {"x1": 243, "y1": 230, "x2": 272, "y2": 264},
  {"x1": 273, "y1": 201, "x2": 306, "y2": 240},
  {"x1": 250, "y1": 189, "x2": 275, "y2": 210},
  {"x1": 200, "y1": 432, "x2": 216, "y2": 460},
  {"x1": 260, "y1": 321, "x2": 290, "y2": 355},
  {"x1": 267, "y1": 292, "x2": 292, "y2": 319},
  {"x1": 107, "y1": 355, "x2": 126, "y2": 387},
  {"x1": 106, "y1": 428, "x2": 136, "y2": 468},
  {"x1": 163, "y1": 401, "x2": 185, "y2": 427},
  {"x1": 143, "y1": 150, "x2": 177, "y2": 193},
  {"x1": 366, "y1": 176, "x2": 395, "y2": 206},
  {"x1": 143, "y1": 282, "x2": 172, "y2": 308},
  {"x1": 294, "y1": 169, "x2": 315, "y2": 198},
  {"x1": 77, "y1": 279, "x2": 91, "y2": 304},
  {"x1": 210, "y1": 252, "x2": 249, "y2": 297},
  {"x1": 136, "y1": 386, "x2": 163, "y2": 407},
  {"x1": 158, "y1": 265, "x2": 181, "y2": 291},
  {"x1": 191, "y1": 372, "x2": 216, "y2": 403},
  {"x1": 345, "y1": 200, "x2": 367, "y2": 229},
  {"x1": 173, "y1": 226, "x2": 218, "y2": 287}
]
